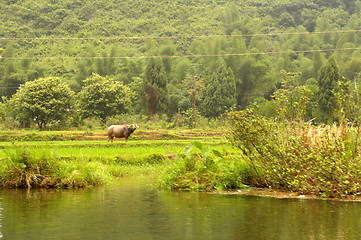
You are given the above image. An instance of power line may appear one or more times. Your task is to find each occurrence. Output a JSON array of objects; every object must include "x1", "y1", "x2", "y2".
[
  {"x1": 2, "y1": 47, "x2": 361, "y2": 60},
  {"x1": 0, "y1": 29, "x2": 361, "y2": 40}
]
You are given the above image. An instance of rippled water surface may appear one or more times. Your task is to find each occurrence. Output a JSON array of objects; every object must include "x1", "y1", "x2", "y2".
[{"x1": 1, "y1": 177, "x2": 361, "y2": 240}]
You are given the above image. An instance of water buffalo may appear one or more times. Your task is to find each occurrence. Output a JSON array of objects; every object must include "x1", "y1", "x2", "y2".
[{"x1": 107, "y1": 124, "x2": 139, "y2": 143}]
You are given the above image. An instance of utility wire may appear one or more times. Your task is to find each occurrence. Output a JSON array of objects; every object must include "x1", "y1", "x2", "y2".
[
  {"x1": 2, "y1": 47, "x2": 361, "y2": 60},
  {"x1": 0, "y1": 29, "x2": 361, "y2": 40}
]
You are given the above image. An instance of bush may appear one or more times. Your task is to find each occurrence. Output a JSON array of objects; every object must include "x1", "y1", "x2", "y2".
[
  {"x1": 227, "y1": 109, "x2": 361, "y2": 198},
  {"x1": 158, "y1": 141, "x2": 250, "y2": 191}
]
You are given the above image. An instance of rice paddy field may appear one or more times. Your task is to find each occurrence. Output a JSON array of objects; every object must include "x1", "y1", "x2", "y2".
[
  {"x1": 0, "y1": 128, "x2": 232, "y2": 160},
  {"x1": 0, "y1": 128, "x2": 238, "y2": 189}
]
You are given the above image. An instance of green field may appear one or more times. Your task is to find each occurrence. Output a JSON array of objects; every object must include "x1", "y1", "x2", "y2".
[{"x1": 0, "y1": 129, "x2": 238, "y2": 189}]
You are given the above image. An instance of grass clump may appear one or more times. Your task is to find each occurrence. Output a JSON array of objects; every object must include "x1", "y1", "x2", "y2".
[
  {"x1": 0, "y1": 146, "x2": 111, "y2": 188},
  {"x1": 227, "y1": 109, "x2": 361, "y2": 198},
  {"x1": 1, "y1": 147, "x2": 59, "y2": 188}
]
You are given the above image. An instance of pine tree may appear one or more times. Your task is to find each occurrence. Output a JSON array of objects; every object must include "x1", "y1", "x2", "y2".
[{"x1": 201, "y1": 63, "x2": 236, "y2": 118}]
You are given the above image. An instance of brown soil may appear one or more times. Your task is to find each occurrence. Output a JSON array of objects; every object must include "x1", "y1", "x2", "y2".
[{"x1": 2, "y1": 129, "x2": 225, "y2": 141}]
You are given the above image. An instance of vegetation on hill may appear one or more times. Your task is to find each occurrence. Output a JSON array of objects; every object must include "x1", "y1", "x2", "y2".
[{"x1": 1, "y1": 0, "x2": 361, "y2": 128}]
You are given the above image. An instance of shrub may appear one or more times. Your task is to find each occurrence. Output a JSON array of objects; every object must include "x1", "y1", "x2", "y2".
[
  {"x1": 158, "y1": 141, "x2": 250, "y2": 191},
  {"x1": 227, "y1": 109, "x2": 361, "y2": 198}
]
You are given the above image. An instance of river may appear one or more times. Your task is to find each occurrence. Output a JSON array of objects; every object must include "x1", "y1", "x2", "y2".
[{"x1": 1, "y1": 176, "x2": 361, "y2": 240}]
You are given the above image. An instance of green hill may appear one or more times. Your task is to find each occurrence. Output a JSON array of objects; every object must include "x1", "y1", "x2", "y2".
[{"x1": 1, "y1": 0, "x2": 361, "y2": 125}]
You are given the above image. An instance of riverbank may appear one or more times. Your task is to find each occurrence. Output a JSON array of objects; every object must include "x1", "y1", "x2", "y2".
[{"x1": 215, "y1": 188, "x2": 361, "y2": 202}]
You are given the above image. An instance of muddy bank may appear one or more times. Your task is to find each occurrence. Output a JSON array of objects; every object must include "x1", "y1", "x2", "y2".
[{"x1": 214, "y1": 188, "x2": 361, "y2": 202}]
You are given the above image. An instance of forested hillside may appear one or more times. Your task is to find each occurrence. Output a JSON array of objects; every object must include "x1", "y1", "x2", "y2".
[{"x1": 1, "y1": 0, "x2": 361, "y2": 127}]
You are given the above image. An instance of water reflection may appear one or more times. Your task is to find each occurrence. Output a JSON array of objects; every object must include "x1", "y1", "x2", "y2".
[{"x1": 1, "y1": 177, "x2": 361, "y2": 240}]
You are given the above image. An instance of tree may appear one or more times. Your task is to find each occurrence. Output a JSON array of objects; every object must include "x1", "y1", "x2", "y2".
[
  {"x1": 182, "y1": 74, "x2": 204, "y2": 126},
  {"x1": 10, "y1": 77, "x2": 74, "y2": 128},
  {"x1": 317, "y1": 56, "x2": 341, "y2": 123},
  {"x1": 78, "y1": 74, "x2": 134, "y2": 124},
  {"x1": 334, "y1": 76, "x2": 358, "y2": 122},
  {"x1": 0, "y1": 43, "x2": 24, "y2": 99},
  {"x1": 201, "y1": 63, "x2": 236, "y2": 118},
  {"x1": 142, "y1": 58, "x2": 168, "y2": 116},
  {"x1": 274, "y1": 71, "x2": 312, "y2": 122}
]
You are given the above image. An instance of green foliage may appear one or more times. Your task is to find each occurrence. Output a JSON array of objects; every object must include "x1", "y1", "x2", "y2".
[
  {"x1": 201, "y1": 63, "x2": 236, "y2": 118},
  {"x1": 2, "y1": 1, "x2": 361, "y2": 125},
  {"x1": 317, "y1": 56, "x2": 341, "y2": 123},
  {"x1": 334, "y1": 76, "x2": 360, "y2": 122},
  {"x1": 227, "y1": 109, "x2": 361, "y2": 198},
  {"x1": 181, "y1": 74, "x2": 204, "y2": 126},
  {"x1": 142, "y1": 58, "x2": 168, "y2": 116},
  {"x1": 274, "y1": 71, "x2": 313, "y2": 122},
  {"x1": 159, "y1": 141, "x2": 249, "y2": 191},
  {"x1": 249, "y1": 98, "x2": 277, "y2": 118},
  {"x1": 9, "y1": 77, "x2": 74, "y2": 128},
  {"x1": 78, "y1": 74, "x2": 134, "y2": 123}
]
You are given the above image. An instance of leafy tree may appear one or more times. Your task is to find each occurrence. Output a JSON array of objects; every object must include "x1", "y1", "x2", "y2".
[
  {"x1": 300, "y1": 8, "x2": 318, "y2": 32},
  {"x1": 221, "y1": 4, "x2": 241, "y2": 35},
  {"x1": 10, "y1": 77, "x2": 74, "y2": 128},
  {"x1": 317, "y1": 56, "x2": 341, "y2": 123},
  {"x1": 277, "y1": 12, "x2": 296, "y2": 29},
  {"x1": 274, "y1": 71, "x2": 312, "y2": 122},
  {"x1": 201, "y1": 63, "x2": 236, "y2": 118},
  {"x1": 142, "y1": 58, "x2": 168, "y2": 116},
  {"x1": 334, "y1": 76, "x2": 357, "y2": 122},
  {"x1": 78, "y1": 74, "x2": 134, "y2": 124}
]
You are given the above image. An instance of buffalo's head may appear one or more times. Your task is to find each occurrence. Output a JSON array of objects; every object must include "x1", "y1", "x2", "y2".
[{"x1": 127, "y1": 124, "x2": 139, "y2": 130}]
